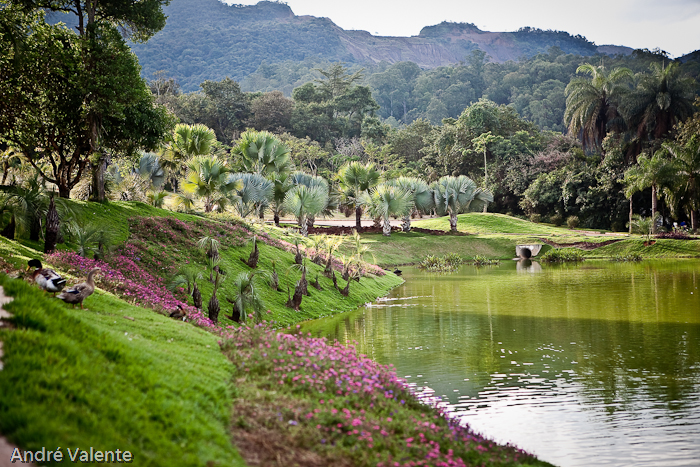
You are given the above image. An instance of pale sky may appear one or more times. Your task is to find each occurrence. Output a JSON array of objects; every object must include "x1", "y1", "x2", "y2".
[{"x1": 224, "y1": 0, "x2": 700, "y2": 58}]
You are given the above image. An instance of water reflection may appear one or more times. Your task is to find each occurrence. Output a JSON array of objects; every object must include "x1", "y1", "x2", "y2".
[
  {"x1": 516, "y1": 259, "x2": 542, "y2": 273},
  {"x1": 303, "y1": 260, "x2": 700, "y2": 467}
]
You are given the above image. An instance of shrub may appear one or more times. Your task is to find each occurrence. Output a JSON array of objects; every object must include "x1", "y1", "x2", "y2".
[
  {"x1": 540, "y1": 248, "x2": 584, "y2": 263},
  {"x1": 655, "y1": 231, "x2": 692, "y2": 240},
  {"x1": 473, "y1": 255, "x2": 499, "y2": 266},
  {"x1": 550, "y1": 213, "x2": 563, "y2": 226},
  {"x1": 418, "y1": 253, "x2": 463, "y2": 272},
  {"x1": 566, "y1": 215, "x2": 580, "y2": 229},
  {"x1": 529, "y1": 213, "x2": 542, "y2": 223}
]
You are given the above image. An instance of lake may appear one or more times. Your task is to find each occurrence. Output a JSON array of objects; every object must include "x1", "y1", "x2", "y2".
[{"x1": 303, "y1": 260, "x2": 700, "y2": 467}]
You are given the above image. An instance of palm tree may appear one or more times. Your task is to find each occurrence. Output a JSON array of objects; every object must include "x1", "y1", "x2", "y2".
[
  {"x1": 283, "y1": 184, "x2": 328, "y2": 237},
  {"x1": 227, "y1": 271, "x2": 265, "y2": 323},
  {"x1": 390, "y1": 177, "x2": 434, "y2": 232},
  {"x1": 336, "y1": 161, "x2": 382, "y2": 230},
  {"x1": 363, "y1": 184, "x2": 412, "y2": 236},
  {"x1": 169, "y1": 265, "x2": 203, "y2": 296},
  {"x1": 182, "y1": 155, "x2": 235, "y2": 212},
  {"x1": 160, "y1": 123, "x2": 217, "y2": 188},
  {"x1": 431, "y1": 175, "x2": 493, "y2": 232},
  {"x1": 227, "y1": 172, "x2": 273, "y2": 218},
  {"x1": 232, "y1": 130, "x2": 293, "y2": 176},
  {"x1": 288, "y1": 171, "x2": 331, "y2": 228},
  {"x1": 565, "y1": 64, "x2": 633, "y2": 152},
  {"x1": 624, "y1": 151, "x2": 675, "y2": 233},
  {"x1": 623, "y1": 62, "x2": 696, "y2": 147},
  {"x1": 663, "y1": 136, "x2": 700, "y2": 230}
]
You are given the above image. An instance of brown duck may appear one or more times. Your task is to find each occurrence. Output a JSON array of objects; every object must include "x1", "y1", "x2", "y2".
[{"x1": 57, "y1": 268, "x2": 101, "y2": 309}]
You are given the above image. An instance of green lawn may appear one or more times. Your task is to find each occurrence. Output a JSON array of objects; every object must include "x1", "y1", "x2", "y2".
[
  {"x1": 0, "y1": 276, "x2": 244, "y2": 467},
  {"x1": 413, "y1": 213, "x2": 577, "y2": 235}
]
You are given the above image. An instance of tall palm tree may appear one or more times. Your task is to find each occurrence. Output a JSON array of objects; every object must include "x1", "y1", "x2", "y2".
[
  {"x1": 283, "y1": 184, "x2": 328, "y2": 237},
  {"x1": 160, "y1": 123, "x2": 217, "y2": 188},
  {"x1": 623, "y1": 62, "x2": 696, "y2": 146},
  {"x1": 182, "y1": 155, "x2": 235, "y2": 212},
  {"x1": 623, "y1": 151, "x2": 675, "y2": 233},
  {"x1": 663, "y1": 136, "x2": 700, "y2": 230},
  {"x1": 226, "y1": 172, "x2": 274, "y2": 218},
  {"x1": 232, "y1": 130, "x2": 293, "y2": 176},
  {"x1": 363, "y1": 184, "x2": 412, "y2": 236},
  {"x1": 431, "y1": 175, "x2": 493, "y2": 232},
  {"x1": 565, "y1": 64, "x2": 633, "y2": 152},
  {"x1": 336, "y1": 161, "x2": 382, "y2": 230},
  {"x1": 390, "y1": 176, "x2": 434, "y2": 232}
]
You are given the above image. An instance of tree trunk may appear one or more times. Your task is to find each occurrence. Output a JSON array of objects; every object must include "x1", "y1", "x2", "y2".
[
  {"x1": 324, "y1": 255, "x2": 333, "y2": 276},
  {"x1": 355, "y1": 206, "x2": 362, "y2": 231},
  {"x1": 300, "y1": 266, "x2": 308, "y2": 296},
  {"x1": 271, "y1": 270, "x2": 279, "y2": 291},
  {"x1": 373, "y1": 216, "x2": 382, "y2": 229},
  {"x1": 300, "y1": 216, "x2": 308, "y2": 237},
  {"x1": 1, "y1": 215, "x2": 15, "y2": 240},
  {"x1": 274, "y1": 211, "x2": 280, "y2": 227},
  {"x1": 44, "y1": 196, "x2": 59, "y2": 253},
  {"x1": 29, "y1": 214, "x2": 42, "y2": 242},
  {"x1": 449, "y1": 212, "x2": 458, "y2": 232},
  {"x1": 192, "y1": 283, "x2": 203, "y2": 310},
  {"x1": 91, "y1": 154, "x2": 107, "y2": 202},
  {"x1": 340, "y1": 278, "x2": 351, "y2": 297},
  {"x1": 58, "y1": 183, "x2": 71, "y2": 199},
  {"x1": 401, "y1": 214, "x2": 411, "y2": 232},
  {"x1": 382, "y1": 217, "x2": 392, "y2": 236},
  {"x1": 207, "y1": 291, "x2": 219, "y2": 323},
  {"x1": 307, "y1": 215, "x2": 315, "y2": 230},
  {"x1": 629, "y1": 196, "x2": 633, "y2": 234},
  {"x1": 692, "y1": 210, "x2": 698, "y2": 232},
  {"x1": 651, "y1": 185, "x2": 658, "y2": 234}
]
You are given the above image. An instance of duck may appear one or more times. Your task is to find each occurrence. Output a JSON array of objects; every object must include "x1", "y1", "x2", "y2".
[
  {"x1": 27, "y1": 259, "x2": 66, "y2": 296},
  {"x1": 57, "y1": 268, "x2": 101, "y2": 309},
  {"x1": 169, "y1": 305, "x2": 187, "y2": 321},
  {"x1": 393, "y1": 268, "x2": 402, "y2": 276}
]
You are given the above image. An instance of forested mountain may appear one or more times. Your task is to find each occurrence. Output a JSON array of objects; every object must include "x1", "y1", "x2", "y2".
[{"x1": 124, "y1": 0, "x2": 634, "y2": 92}]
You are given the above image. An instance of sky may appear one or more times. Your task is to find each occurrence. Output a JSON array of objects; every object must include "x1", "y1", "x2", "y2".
[{"x1": 224, "y1": 0, "x2": 700, "y2": 58}]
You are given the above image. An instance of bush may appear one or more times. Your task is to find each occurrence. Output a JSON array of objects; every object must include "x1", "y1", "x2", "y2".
[
  {"x1": 529, "y1": 213, "x2": 542, "y2": 223},
  {"x1": 418, "y1": 253, "x2": 463, "y2": 272},
  {"x1": 540, "y1": 248, "x2": 584, "y2": 263},
  {"x1": 550, "y1": 213, "x2": 563, "y2": 226},
  {"x1": 473, "y1": 255, "x2": 499, "y2": 266},
  {"x1": 566, "y1": 215, "x2": 580, "y2": 229}
]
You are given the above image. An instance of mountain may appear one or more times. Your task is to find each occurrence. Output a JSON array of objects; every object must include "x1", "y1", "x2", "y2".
[{"x1": 125, "y1": 0, "x2": 634, "y2": 91}]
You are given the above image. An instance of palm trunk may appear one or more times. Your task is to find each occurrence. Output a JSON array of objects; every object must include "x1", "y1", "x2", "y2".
[
  {"x1": 401, "y1": 214, "x2": 411, "y2": 232},
  {"x1": 692, "y1": 210, "x2": 697, "y2": 232},
  {"x1": 355, "y1": 206, "x2": 362, "y2": 231},
  {"x1": 449, "y1": 211, "x2": 458, "y2": 232},
  {"x1": 382, "y1": 217, "x2": 392, "y2": 236},
  {"x1": 274, "y1": 210, "x2": 280, "y2": 227},
  {"x1": 629, "y1": 196, "x2": 633, "y2": 234},
  {"x1": 651, "y1": 185, "x2": 658, "y2": 234},
  {"x1": 300, "y1": 215, "x2": 308, "y2": 237}
]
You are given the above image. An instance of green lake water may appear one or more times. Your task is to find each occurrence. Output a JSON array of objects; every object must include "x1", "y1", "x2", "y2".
[{"x1": 303, "y1": 260, "x2": 700, "y2": 467}]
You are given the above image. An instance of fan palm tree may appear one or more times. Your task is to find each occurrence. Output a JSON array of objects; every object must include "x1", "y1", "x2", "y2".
[
  {"x1": 363, "y1": 184, "x2": 412, "y2": 236},
  {"x1": 232, "y1": 130, "x2": 293, "y2": 176},
  {"x1": 431, "y1": 175, "x2": 494, "y2": 232},
  {"x1": 623, "y1": 62, "x2": 696, "y2": 146},
  {"x1": 336, "y1": 161, "x2": 382, "y2": 230},
  {"x1": 390, "y1": 177, "x2": 434, "y2": 232},
  {"x1": 169, "y1": 265, "x2": 203, "y2": 296},
  {"x1": 623, "y1": 151, "x2": 675, "y2": 233},
  {"x1": 283, "y1": 184, "x2": 328, "y2": 236},
  {"x1": 160, "y1": 123, "x2": 217, "y2": 188},
  {"x1": 564, "y1": 64, "x2": 633, "y2": 152},
  {"x1": 288, "y1": 171, "x2": 331, "y2": 228},
  {"x1": 182, "y1": 155, "x2": 236, "y2": 212},
  {"x1": 227, "y1": 271, "x2": 266, "y2": 323},
  {"x1": 227, "y1": 172, "x2": 274, "y2": 218},
  {"x1": 663, "y1": 136, "x2": 700, "y2": 230}
]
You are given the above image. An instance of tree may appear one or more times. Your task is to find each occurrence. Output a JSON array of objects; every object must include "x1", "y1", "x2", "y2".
[
  {"x1": 0, "y1": 13, "x2": 171, "y2": 198},
  {"x1": 251, "y1": 91, "x2": 294, "y2": 132},
  {"x1": 160, "y1": 123, "x2": 217, "y2": 187},
  {"x1": 623, "y1": 152, "x2": 675, "y2": 233},
  {"x1": 283, "y1": 184, "x2": 328, "y2": 237},
  {"x1": 227, "y1": 172, "x2": 273, "y2": 218},
  {"x1": 182, "y1": 155, "x2": 235, "y2": 212},
  {"x1": 199, "y1": 77, "x2": 251, "y2": 143},
  {"x1": 232, "y1": 130, "x2": 292, "y2": 176},
  {"x1": 227, "y1": 272, "x2": 265, "y2": 323},
  {"x1": 363, "y1": 184, "x2": 412, "y2": 236},
  {"x1": 431, "y1": 175, "x2": 494, "y2": 232},
  {"x1": 390, "y1": 177, "x2": 434, "y2": 232},
  {"x1": 336, "y1": 161, "x2": 381, "y2": 230},
  {"x1": 663, "y1": 136, "x2": 700, "y2": 230},
  {"x1": 564, "y1": 64, "x2": 633, "y2": 153}
]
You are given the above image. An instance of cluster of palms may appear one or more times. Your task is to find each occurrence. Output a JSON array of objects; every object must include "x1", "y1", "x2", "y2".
[
  {"x1": 565, "y1": 61, "x2": 698, "y2": 230},
  {"x1": 141, "y1": 124, "x2": 493, "y2": 236}
]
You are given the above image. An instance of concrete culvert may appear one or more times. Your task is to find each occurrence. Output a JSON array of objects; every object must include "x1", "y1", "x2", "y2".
[
  {"x1": 520, "y1": 248, "x2": 532, "y2": 259},
  {"x1": 516, "y1": 244, "x2": 541, "y2": 258}
]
